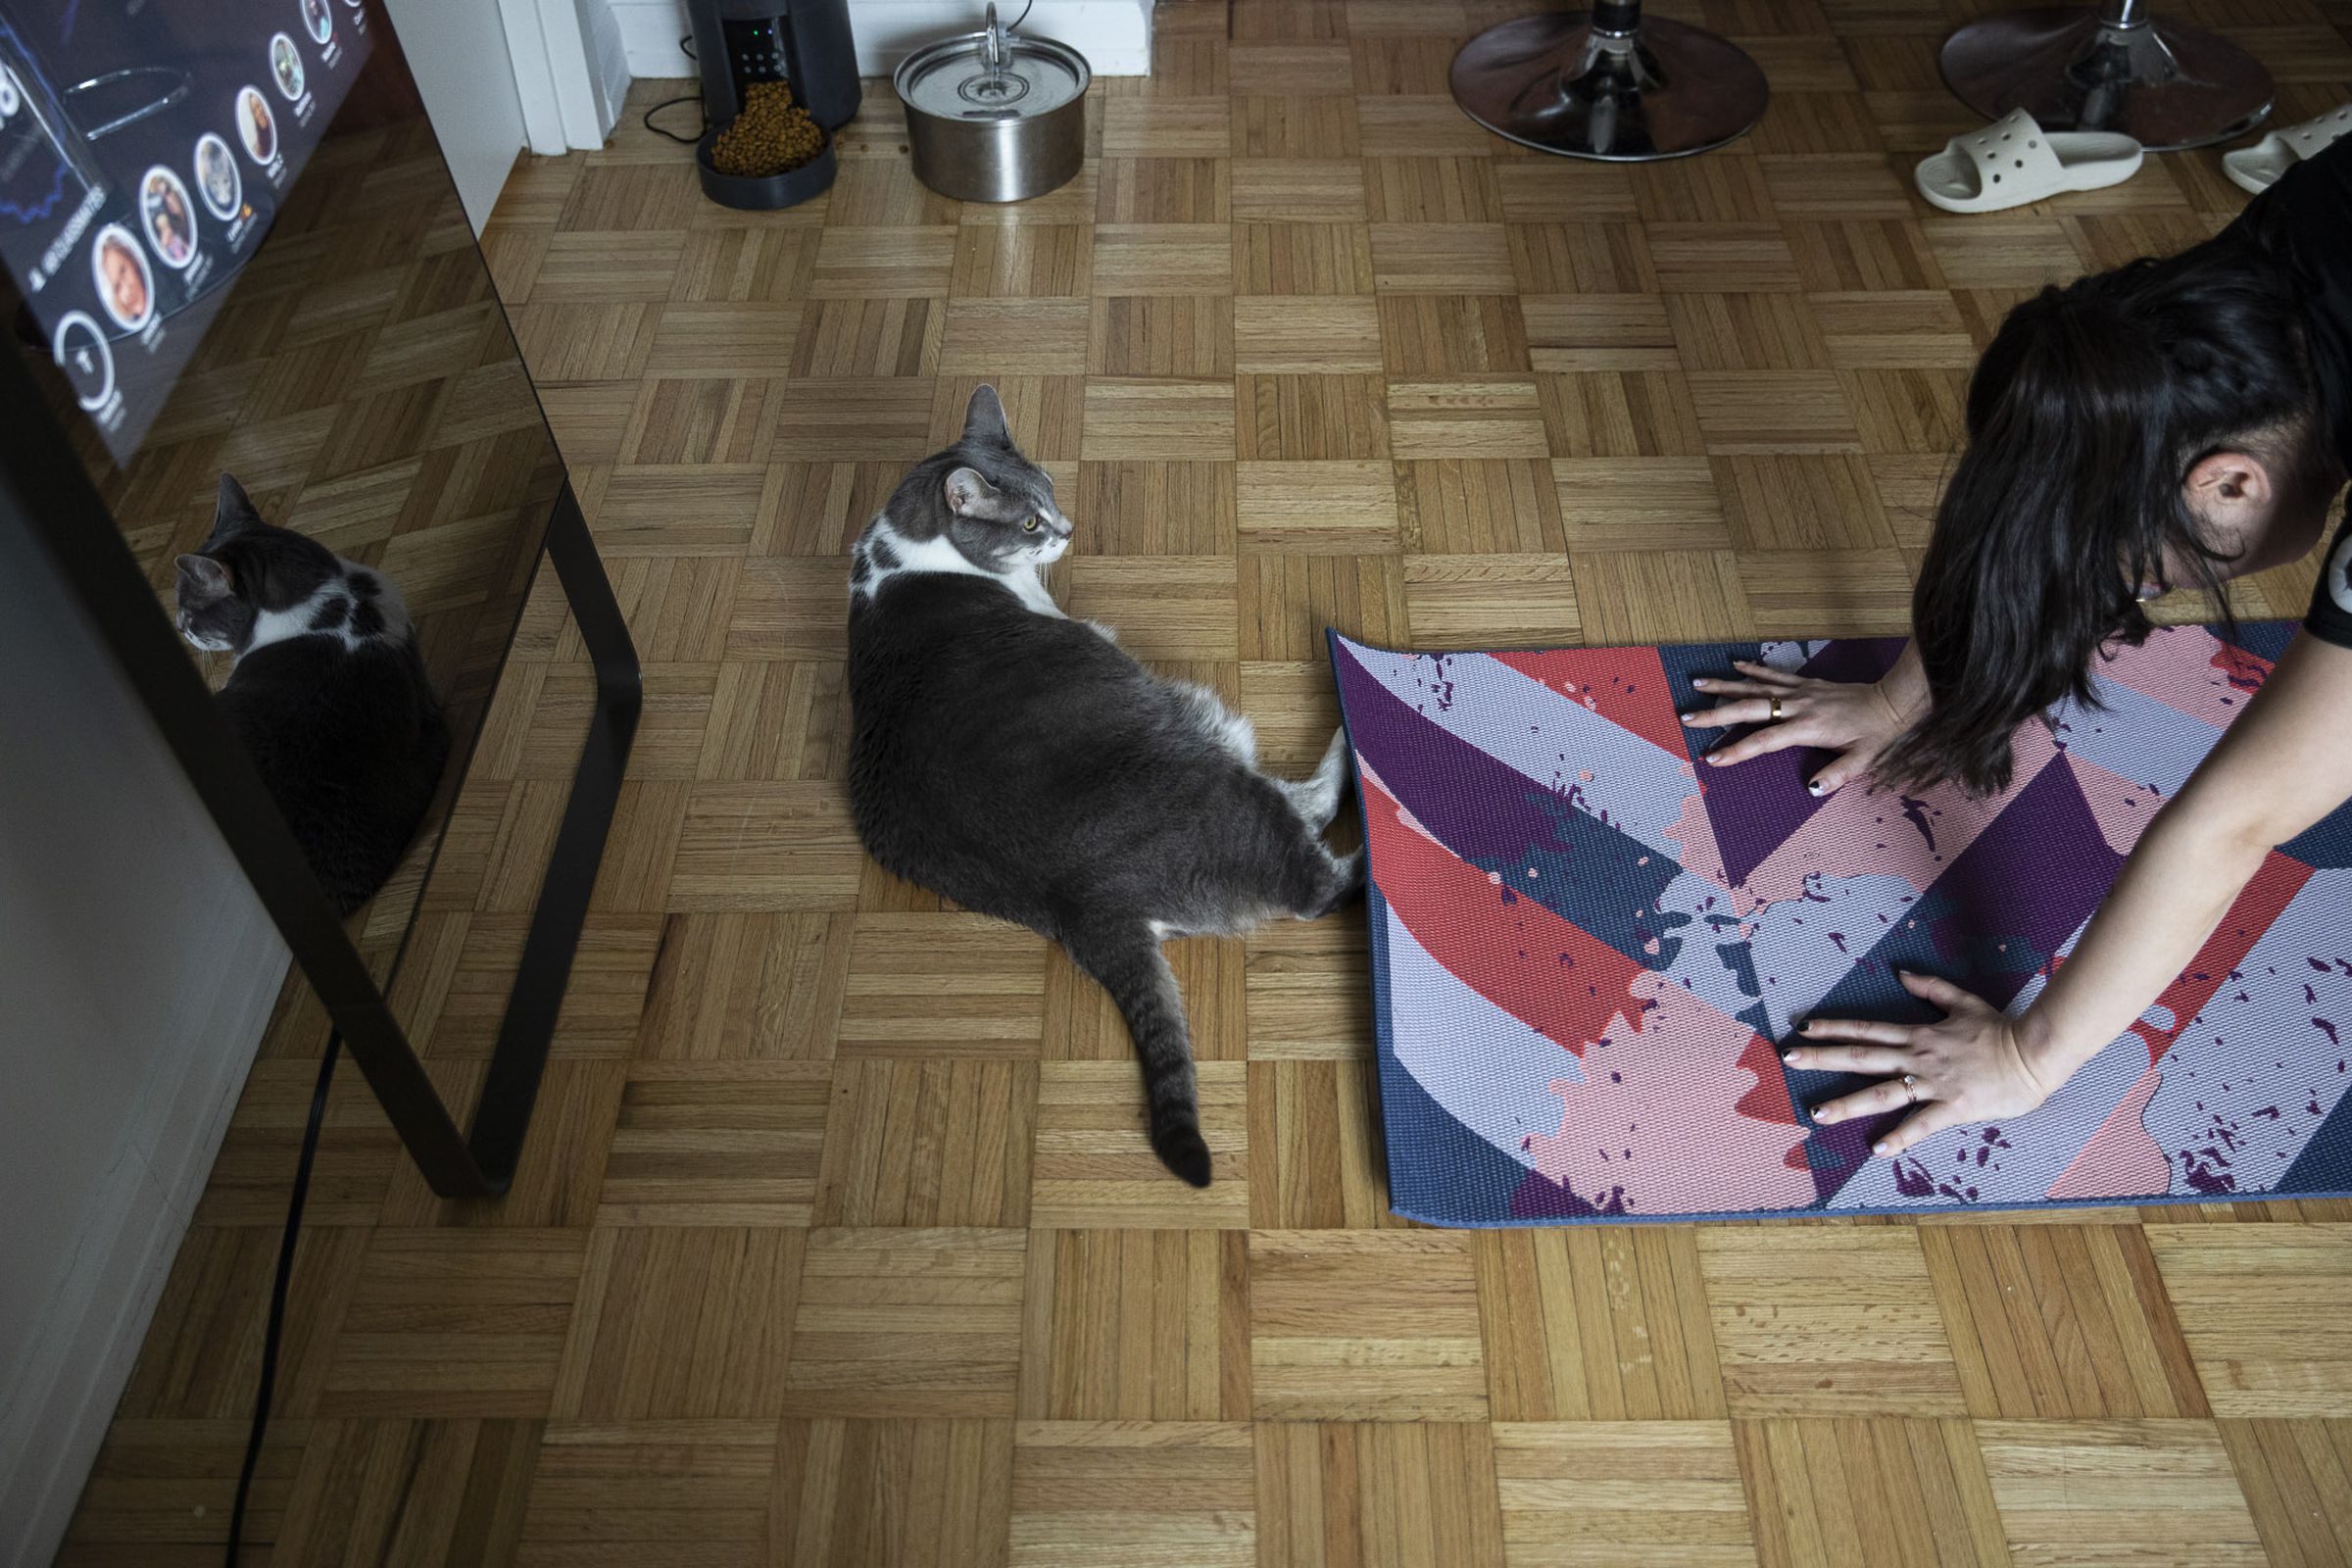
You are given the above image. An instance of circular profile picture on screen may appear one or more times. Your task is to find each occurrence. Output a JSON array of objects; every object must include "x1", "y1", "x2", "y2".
[
  {"x1": 195, "y1": 133, "x2": 241, "y2": 219},
  {"x1": 303, "y1": 0, "x2": 332, "y2": 44},
  {"x1": 270, "y1": 32, "x2": 305, "y2": 101},
  {"x1": 52, "y1": 312, "x2": 114, "y2": 411},
  {"x1": 91, "y1": 224, "x2": 154, "y2": 332},
  {"x1": 140, "y1": 166, "x2": 198, "y2": 270},
  {"x1": 237, "y1": 87, "x2": 277, "y2": 164}
]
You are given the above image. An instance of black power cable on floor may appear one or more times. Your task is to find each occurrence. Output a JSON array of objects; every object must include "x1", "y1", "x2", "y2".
[
  {"x1": 645, "y1": 32, "x2": 705, "y2": 144},
  {"x1": 221, "y1": 1028, "x2": 341, "y2": 1566}
]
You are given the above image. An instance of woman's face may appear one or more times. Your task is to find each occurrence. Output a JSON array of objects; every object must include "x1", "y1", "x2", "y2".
[{"x1": 105, "y1": 246, "x2": 146, "y2": 317}]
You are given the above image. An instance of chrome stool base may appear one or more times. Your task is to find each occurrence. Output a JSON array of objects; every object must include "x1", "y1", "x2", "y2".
[
  {"x1": 1449, "y1": 7, "x2": 1769, "y2": 162},
  {"x1": 1939, "y1": 1, "x2": 2273, "y2": 152}
]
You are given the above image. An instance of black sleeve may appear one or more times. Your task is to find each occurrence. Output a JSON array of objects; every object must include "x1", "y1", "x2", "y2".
[{"x1": 2306, "y1": 504, "x2": 2352, "y2": 649}]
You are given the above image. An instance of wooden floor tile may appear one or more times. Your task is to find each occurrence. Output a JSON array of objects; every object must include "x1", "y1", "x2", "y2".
[
  {"x1": 1250, "y1": 1231, "x2": 1487, "y2": 1420},
  {"x1": 2147, "y1": 1224, "x2": 2352, "y2": 1417},
  {"x1": 58, "y1": 1417, "x2": 313, "y2": 1564},
  {"x1": 1239, "y1": 552, "x2": 1409, "y2": 659},
  {"x1": 518, "y1": 1421, "x2": 776, "y2": 1566},
  {"x1": 1736, "y1": 1417, "x2": 2012, "y2": 1568},
  {"x1": 2217, "y1": 1419, "x2": 2352, "y2": 1568},
  {"x1": 1234, "y1": 220, "x2": 1377, "y2": 294},
  {"x1": 637, "y1": 910, "x2": 852, "y2": 1058},
  {"x1": 1397, "y1": 457, "x2": 1568, "y2": 553},
  {"x1": 1923, "y1": 1224, "x2": 2208, "y2": 1419},
  {"x1": 1405, "y1": 555, "x2": 1582, "y2": 645},
  {"x1": 116, "y1": 1226, "x2": 367, "y2": 1421},
  {"x1": 1010, "y1": 1420, "x2": 1256, "y2": 1567},
  {"x1": 1698, "y1": 1230, "x2": 1967, "y2": 1417},
  {"x1": 551, "y1": 1228, "x2": 802, "y2": 1419},
  {"x1": 1494, "y1": 1421, "x2": 1756, "y2": 1568},
  {"x1": 836, "y1": 912, "x2": 1049, "y2": 1058},
  {"x1": 1044, "y1": 932, "x2": 1248, "y2": 1063},
  {"x1": 1018, "y1": 1229, "x2": 1251, "y2": 1419},
  {"x1": 1478, "y1": 1228, "x2": 1727, "y2": 1421},
  {"x1": 775, "y1": 1418, "x2": 1014, "y2": 1568},
  {"x1": 1237, "y1": 374, "x2": 1392, "y2": 461},
  {"x1": 668, "y1": 782, "x2": 864, "y2": 912},
  {"x1": 785, "y1": 1229, "x2": 1028, "y2": 1416},
  {"x1": 595, "y1": 1063, "x2": 831, "y2": 1226},
  {"x1": 1062, "y1": 556, "x2": 1243, "y2": 660},
  {"x1": 1256, "y1": 1421, "x2": 1506, "y2": 1568},
  {"x1": 1242, "y1": 904, "x2": 1374, "y2": 1059},
  {"x1": 1977, "y1": 1420, "x2": 2264, "y2": 1567},
  {"x1": 270, "y1": 1417, "x2": 541, "y2": 1568},
  {"x1": 1078, "y1": 460, "x2": 1240, "y2": 554},
  {"x1": 1238, "y1": 461, "x2": 1402, "y2": 552},
  {"x1": 814, "y1": 1058, "x2": 1037, "y2": 1226},
  {"x1": 1369, "y1": 222, "x2": 1516, "y2": 292},
  {"x1": 1082, "y1": 377, "x2": 1239, "y2": 460},
  {"x1": 1248, "y1": 1060, "x2": 1395, "y2": 1230},
  {"x1": 1236, "y1": 296, "x2": 1387, "y2": 374},
  {"x1": 1032, "y1": 1061, "x2": 1251, "y2": 1228},
  {"x1": 320, "y1": 1230, "x2": 585, "y2": 1418}
]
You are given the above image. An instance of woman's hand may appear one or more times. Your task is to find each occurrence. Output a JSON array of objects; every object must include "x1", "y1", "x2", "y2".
[
  {"x1": 1680, "y1": 660, "x2": 1917, "y2": 796},
  {"x1": 1783, "y1": 971, "x2": 2062, "y2": 1158}
]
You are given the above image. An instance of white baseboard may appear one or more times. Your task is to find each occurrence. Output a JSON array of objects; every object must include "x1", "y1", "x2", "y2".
[
  {"x1": 613, "y1": 0, "x2": 1152, "y2": 82},
  {"x1": 0, "y1": 925, "x2": 287, "y2": 1568}
]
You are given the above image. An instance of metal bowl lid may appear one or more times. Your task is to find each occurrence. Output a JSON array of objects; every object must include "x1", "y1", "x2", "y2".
[{"x1": 894, "y1": 4, "x2": 1089, "y2": 121}]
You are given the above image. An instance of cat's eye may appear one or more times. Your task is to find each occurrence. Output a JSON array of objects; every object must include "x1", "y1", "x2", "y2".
[{"x1": 1023, "y1": 516, "x2": 1041, "y2": 532}]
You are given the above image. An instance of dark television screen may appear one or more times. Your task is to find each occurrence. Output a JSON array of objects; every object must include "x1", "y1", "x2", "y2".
[{"x1": 0, "y1": 0, "x2": 372, "y2": 454}]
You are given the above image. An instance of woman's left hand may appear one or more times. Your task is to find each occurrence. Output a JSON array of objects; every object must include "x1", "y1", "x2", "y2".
[{"x1": 1784, "y1": 971, "x2": 2061, "y2": 1158}]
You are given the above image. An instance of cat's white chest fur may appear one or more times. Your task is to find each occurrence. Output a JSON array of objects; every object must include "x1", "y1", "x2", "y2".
[
  {"x1": 853, "y1": 517, "x2": 1067, "y2": 619},
  {"x1": 242, "y1": 561, "x2": 413, "y2": 662}
]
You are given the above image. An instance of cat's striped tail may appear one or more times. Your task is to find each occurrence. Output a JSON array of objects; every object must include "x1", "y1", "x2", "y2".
[{"x1": 1068, "y1": 926, "x2": 1210, "y2": 1187}]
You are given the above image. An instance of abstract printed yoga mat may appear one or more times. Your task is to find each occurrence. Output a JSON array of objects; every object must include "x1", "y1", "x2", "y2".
[{"x1": 1330, "y1": 622, "x2": 2352, "y2": 1226}]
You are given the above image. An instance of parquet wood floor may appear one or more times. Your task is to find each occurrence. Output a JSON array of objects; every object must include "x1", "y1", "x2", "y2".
[{"x1": 60, "y1": 1, "x2": 2352, "y2": 1562}]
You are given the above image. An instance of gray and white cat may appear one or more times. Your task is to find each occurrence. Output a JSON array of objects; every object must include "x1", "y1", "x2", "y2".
[
  {"x1": 174, "y1": 473, "x2": 449, "y2": 915},
  {"x1": 846, "y1": 387, "x2": 1361, "y2": 1185}
]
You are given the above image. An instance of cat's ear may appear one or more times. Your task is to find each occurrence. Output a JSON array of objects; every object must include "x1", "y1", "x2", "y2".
[
  {"x1": 210, "y1": 472, "x2": 263, "y2": 540},
  {"x1": 175, "y1": 553, "x2": 232, "y2": 598},
  {"x1": 960, "y1": 384, "x2": 1010, "y2": 448},
  {"x1": 944, "y1": 466, "x2": 1001, "y2": 517}
]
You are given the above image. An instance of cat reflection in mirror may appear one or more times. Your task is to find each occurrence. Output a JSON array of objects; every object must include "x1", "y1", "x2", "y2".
[
  {"x1": 174, "y1": 473, "x2": 449, "y2": 915},
  {"x1": 847, "y1": 386, "x2": 1362, "y2": 1186}
]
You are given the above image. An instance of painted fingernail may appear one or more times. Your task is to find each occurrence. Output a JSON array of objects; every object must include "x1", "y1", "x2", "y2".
[
  {"x1": 1873, "y1": 1142, "x2": 1889, "y2": 1155},
  {"x1": 1780, "y1": 1050, "x2": 1796, "y2": 1064},
  {"x1": 1814, "y1": 1108, "x2": 1838, "y2": 1123},
  {"x1": 1680, "y1": 711, "x2": 1695, "y2": 723},
  {"x1": 1807, "y1": 779, "x2": 1824, "y2": 796}
]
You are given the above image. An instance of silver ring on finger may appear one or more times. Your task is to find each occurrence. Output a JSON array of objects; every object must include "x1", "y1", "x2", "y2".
[
  {"x1": 1900, "y1": 1072, "x2": 1922, "y2": 1104},
  {"x1": 1770, "y1": 695, "x2": 1785, "y2": 721}
]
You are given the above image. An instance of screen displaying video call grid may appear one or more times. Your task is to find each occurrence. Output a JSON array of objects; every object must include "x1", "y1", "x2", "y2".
[{"x1": 0, "y1": 0, "x2": 370, "y2": 457}]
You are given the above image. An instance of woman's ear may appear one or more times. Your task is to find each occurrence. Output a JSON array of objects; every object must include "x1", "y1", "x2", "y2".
[{"x1": 2182, "y1": 449, "x2": 2276, "y2": 513}]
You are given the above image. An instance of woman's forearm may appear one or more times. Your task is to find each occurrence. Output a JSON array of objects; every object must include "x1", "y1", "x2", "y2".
[
  {"x1": 2016, "y1": 633, "x2": 2352, "y2": 1087},
  {"x1": 2013, "y1": 798, "x2": 2271, "y2": 1087}
]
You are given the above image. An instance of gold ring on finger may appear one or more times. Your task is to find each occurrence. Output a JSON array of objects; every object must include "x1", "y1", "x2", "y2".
[
  {"x1": 1900, "y1": 1073, "x2": 1921, "y2": 1103},
  {"x1": 1770, "y1": 695, "x2": 1784, "y2": 721}
]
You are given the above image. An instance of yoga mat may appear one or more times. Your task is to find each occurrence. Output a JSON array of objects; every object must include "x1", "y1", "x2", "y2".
[{"x1": 1329, "y1": 621, "x2": 2352, "y2": 1225}]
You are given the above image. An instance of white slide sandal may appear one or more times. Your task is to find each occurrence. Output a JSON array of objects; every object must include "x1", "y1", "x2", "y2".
[
  {"x1": 1914, "y1": 108, "x2": 2143, "y2": 214},
  {"x1": 2224, "y1": 104, "x2": 2352, "y2": 194}
]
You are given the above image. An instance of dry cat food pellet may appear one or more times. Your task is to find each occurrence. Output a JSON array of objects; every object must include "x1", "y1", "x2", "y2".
[{"x1": 710, "y1": 78, "x2": 824, "y2": 176}]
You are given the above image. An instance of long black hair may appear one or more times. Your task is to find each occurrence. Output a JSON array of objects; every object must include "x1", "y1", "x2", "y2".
[{"x1": 1881, "y1": 232, "x2": 2315, "y2": 795}]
